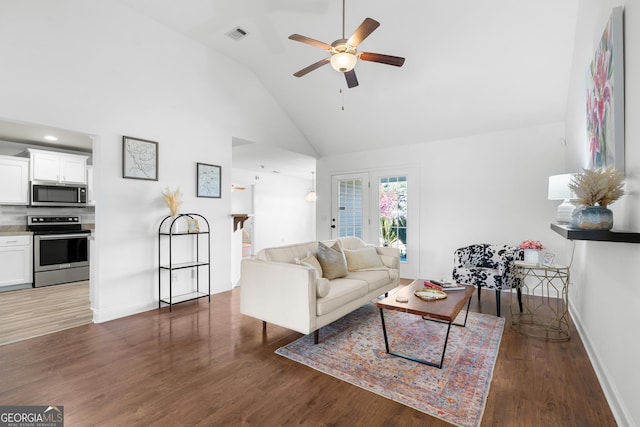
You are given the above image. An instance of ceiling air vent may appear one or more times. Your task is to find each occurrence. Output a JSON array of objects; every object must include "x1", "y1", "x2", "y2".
[{"x1": 226, "y1": 27, "x2": 249, "y2": 41}]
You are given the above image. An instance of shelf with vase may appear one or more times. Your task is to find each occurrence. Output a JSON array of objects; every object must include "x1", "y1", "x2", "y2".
[
  {"x1": 158, "y1": 213, "x2": 211, "y2": 311},
  {"x1": 550, "y1": 223, "x2": 640, "y2": 244}
]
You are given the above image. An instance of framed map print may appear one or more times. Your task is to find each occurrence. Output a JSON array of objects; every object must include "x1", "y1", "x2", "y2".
[
  {"x1": 122, "y1": 136, "x2": 158, "y2": 180},
  {"x1": 197, "y1": 163, "x2": 221, "y2": 198}
]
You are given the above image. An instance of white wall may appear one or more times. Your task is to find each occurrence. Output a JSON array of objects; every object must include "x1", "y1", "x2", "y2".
[
  {"x1": 317, "y1": 122, "x2": 567, "y2": 279},
  {"x1": 232, "y1": 168, "x2": 316, "y2": 253},
  {"x1": 0, "y1": 1, "x2": 313, "y2": 322},
  {"x1": 564, "y1": 1, "x2": 640, "y2": 425}
]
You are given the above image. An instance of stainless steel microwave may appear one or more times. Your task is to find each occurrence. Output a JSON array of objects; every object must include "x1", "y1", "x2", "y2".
[{"x1": 30, "y1": 181, "x2": 87, "y2": 207}]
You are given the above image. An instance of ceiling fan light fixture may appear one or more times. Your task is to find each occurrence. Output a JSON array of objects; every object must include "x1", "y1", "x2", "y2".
[{"x1": 330, "y1": 52, "x2": 357, "y2": 72}]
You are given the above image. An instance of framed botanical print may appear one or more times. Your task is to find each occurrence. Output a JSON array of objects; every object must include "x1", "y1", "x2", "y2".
[
  {"x1": 122, "y1": 136, "x2": 158, "y2": 181},
  {"x1": 197, "y1": 163, "x2": 221, "y2": 198}
]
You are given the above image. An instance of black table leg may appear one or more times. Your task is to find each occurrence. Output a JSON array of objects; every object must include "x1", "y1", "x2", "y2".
[{"x1": 379, "y1": 307, "x2": 455, "y2": 369}]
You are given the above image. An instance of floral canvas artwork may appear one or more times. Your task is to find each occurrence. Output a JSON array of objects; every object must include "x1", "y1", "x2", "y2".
[{"x1": 586, "y1": 7, "x2": 624, "y2": 172}]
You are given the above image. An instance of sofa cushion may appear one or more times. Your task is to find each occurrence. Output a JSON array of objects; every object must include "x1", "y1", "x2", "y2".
[
  {"x1": 343, "y1": 246, "x2": 384, "y2": 271},
  {"x1": 337, "y1": 236, "x2": 368, "y2": 250},
  {"x1": 316, "y1": 278, "x2": 368, "y2": 316},
  {"x1": 317, "y1": 241, "x2": 348, "y2": 280},
  {"x1": 295, "y1": 252, "x2": 323, "y2": 278},
  {"x1": 258, "y1": 241, "x2": 318, "y2": 263},
  {"x1": 345, "y1": 269, "x2": 393, "y2": 293}
]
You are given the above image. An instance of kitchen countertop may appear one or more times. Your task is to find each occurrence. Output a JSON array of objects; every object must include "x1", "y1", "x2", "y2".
[
  {"x1": 0, "y1": 224, "x2": 94, "y2": 235},
  {"x1": 0, "y1": 226, "x2": 32, "y2": 236}
]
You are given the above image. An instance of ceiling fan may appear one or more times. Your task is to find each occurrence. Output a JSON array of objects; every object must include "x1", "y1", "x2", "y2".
[{"x1": 288, "y1": 0, "x2": 405, "y2": 88}]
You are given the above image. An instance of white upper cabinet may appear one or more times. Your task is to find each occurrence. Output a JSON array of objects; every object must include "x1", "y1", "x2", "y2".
[
  {"x1": 0, "y1": 155, "x2": 29, "y2": 205},
  {"x1": 28, "y1": 149, "x2": 88, "y2": 184}
]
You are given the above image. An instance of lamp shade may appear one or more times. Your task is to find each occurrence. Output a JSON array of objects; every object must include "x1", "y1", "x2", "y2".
[
  {"x1": 330, "y1": 52, "x2": 357, "y2": 72},
  {"x1": 548, "y1": 173, "x2": 578, "y2": 224},
  {"x1": 548, "y1": 174, "x2": 577, "y2": 200}
]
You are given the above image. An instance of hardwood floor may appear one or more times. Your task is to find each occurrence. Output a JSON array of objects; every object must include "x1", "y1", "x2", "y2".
[
  {"x1": 0, "y1": 281, "x2": 616, "y2": 426},
  {"x1": 0, "y1": 281, "x2": 92, "y2": 346}
]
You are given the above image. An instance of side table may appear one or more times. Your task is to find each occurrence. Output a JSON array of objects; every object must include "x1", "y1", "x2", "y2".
[{"x1": 510, "y1": 261, "x2": 570, "y2": 341}]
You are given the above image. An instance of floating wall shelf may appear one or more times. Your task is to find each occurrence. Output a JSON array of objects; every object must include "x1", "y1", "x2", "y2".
[
  {"x1": 551, "y1": 223, "x2": 640, "y2": 244},
  {"x1": 232, "y1": 214, "x2": 250, "y2": 231}
]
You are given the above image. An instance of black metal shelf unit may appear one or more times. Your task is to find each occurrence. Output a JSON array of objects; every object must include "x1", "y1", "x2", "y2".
[
  {"x1": 551, "y1": 223, "x2": 640, "y2": 243},
  {"x1": 158, "y1": 213, "x2": 211, "y2": 311}
]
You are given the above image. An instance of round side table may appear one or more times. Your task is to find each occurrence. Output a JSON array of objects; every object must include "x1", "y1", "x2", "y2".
[{"x1": 510, "y1": 261, "x2": 570, "y2": 341}]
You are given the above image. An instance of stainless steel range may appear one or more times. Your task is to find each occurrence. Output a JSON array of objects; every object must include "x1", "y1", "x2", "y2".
[{"x1": 27, "y1": 215, "x2": 91, "y2": 287}]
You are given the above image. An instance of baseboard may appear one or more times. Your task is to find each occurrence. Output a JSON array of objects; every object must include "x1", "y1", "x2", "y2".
[
  {"x1": 92, "y1": 301, "x2": 157, "y2": 323},
  {"x1": 568, "y1": 301, "x2": 632, "y2": 426}
]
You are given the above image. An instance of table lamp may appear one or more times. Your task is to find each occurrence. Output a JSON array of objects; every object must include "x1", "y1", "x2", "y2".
[{"x1": 548, "y1": 173, "x2": 578, "y2": 224}]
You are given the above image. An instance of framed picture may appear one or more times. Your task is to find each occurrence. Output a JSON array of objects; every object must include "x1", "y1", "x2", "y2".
[
  {"x1": 542, "y1": 252, "x2": 556, "y2": 267},
  {"x1": 587, "y1": 6, "x2": 624, "y2": 172},
  {"x1": 122, "y1": 136, "x2": 158, "y2": 181},
  {"x1": 197, "y1": 163, "x2": 221, "y2": 198},
  {"x1": 187, "y1": 218, "x2": 200, "y2": 233}
]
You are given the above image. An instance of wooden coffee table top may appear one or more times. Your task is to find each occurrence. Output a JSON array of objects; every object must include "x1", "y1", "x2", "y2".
[{"x1": 376, "y1": 279, "x2": 475, "y2": 322}]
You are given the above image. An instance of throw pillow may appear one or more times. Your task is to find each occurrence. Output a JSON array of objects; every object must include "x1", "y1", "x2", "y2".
[
  {"x1": 295, "y1": 252, "x2": 323, "y2": 278},
  {"x1": 316, "y1": 241, "x2": 348, "y2": 279},
  {"x1": 316, "y1": 277, "x2": 331, "y2": 298},
  {"x1": 343, "y1": 246, "x2": 385, "y2": 271}
]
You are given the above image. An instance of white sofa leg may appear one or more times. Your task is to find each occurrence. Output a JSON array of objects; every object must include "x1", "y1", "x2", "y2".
[{"x1": 314, "y1": 329, "x2": 319, "y2": 344}]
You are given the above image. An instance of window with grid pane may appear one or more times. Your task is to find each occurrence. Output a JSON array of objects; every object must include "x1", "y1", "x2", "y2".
[
  {"x1": 338, "y1": 178, "x2": 362, "y2": 238},
  {"x1": 379, "y1": 175, "x2": 407, "y2": 262}
]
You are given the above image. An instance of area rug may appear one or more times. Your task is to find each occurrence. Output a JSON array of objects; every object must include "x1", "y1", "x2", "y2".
[{"x1": 275, "y1": 303, "x2": 504, "y2": 427}]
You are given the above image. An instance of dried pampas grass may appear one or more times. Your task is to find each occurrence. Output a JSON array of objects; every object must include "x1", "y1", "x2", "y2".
[
  {"x1": 162, "y1": 187, "x2": 183, "y2": 216},
  {"x1": 569, "y1": 167, "x2": 624, "y2": 207}
]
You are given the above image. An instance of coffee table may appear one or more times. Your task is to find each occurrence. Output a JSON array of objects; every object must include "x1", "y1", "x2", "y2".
[{"x1": 375, "y1": 280, "x2": 475, "y2": 368}]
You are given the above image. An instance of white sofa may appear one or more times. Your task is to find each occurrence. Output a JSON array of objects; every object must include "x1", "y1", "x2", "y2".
[{"x1": 240, "y1": 236, "x2": 400, "y2": 343}]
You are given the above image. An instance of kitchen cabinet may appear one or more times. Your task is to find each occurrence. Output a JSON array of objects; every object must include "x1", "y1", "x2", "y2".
[
  {"x1": 27, "y1": 149, "x2": 88, "y2": 184},
  {"x1": 0, "y1": 156, "x2": 29, "y2": 205},
  {"x1": 86, "y1": 165, "x2": 95, "y2": 205},
  {"x1": 0, "y1": 235, "x2": 32, "y2": 288}
]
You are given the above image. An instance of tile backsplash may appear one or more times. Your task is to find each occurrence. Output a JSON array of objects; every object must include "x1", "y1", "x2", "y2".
[{"x1": 0, "y1": 205, "x2": 95, "y2": 227}]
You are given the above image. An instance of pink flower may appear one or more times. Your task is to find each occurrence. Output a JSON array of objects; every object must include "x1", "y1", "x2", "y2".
[{"x1": 519, "y1": 240, "x2": 544, "y2": 250}]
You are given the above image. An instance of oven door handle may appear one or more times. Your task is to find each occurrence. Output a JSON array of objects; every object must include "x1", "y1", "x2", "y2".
[{"x1": 37, "y1": 233, "x2": 90, "y2": 240}]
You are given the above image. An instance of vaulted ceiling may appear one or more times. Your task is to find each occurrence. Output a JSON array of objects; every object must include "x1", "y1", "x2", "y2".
[{"x1": 118, "y1": 0, "x2": 579, "y2": 158}]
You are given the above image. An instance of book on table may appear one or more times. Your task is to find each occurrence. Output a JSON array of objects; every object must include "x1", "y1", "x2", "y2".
[{"x1": 426, "y1": 279, "x2": 466, "y2": 292}]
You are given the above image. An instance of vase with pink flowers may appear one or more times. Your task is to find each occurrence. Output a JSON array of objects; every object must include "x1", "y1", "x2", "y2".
[{"x1": 519, "y1": 240, "x2": 544, "y2": 264}]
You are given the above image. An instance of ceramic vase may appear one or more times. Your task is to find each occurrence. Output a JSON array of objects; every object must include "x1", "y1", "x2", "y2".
[
  {"x1": 523, "y1": 249, "x2": 540, "y2": 264},
  {"x1": 571, "y1": 206, "x2": 613, "y2": 230}
]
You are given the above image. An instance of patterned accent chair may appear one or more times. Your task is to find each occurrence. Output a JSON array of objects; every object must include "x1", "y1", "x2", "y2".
[{"x1": 452, "y1": 244, "x2": 523, "y2": 317}]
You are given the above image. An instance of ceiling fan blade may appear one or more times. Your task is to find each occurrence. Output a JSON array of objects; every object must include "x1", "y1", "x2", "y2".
[
  {"x1": 344, "y1": 69, "x2": 359, "y2": 88},
  {"x1": 359, "y1": 52, "x2": 405, "y2": 67},
  {"x1": 347, "y1": 18, "x2": 380, "y2": 47},
  {"x1": 288, "y1": 34, "x2": 332, "y2": 50},
  {"x1": 293, "y1": 57, "x2": 331, "y2": 77}
]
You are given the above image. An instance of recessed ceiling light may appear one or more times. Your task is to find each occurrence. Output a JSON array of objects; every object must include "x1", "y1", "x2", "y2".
[{"x1": 43, "y1": 135, "x2": 58, "y2": 141}]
